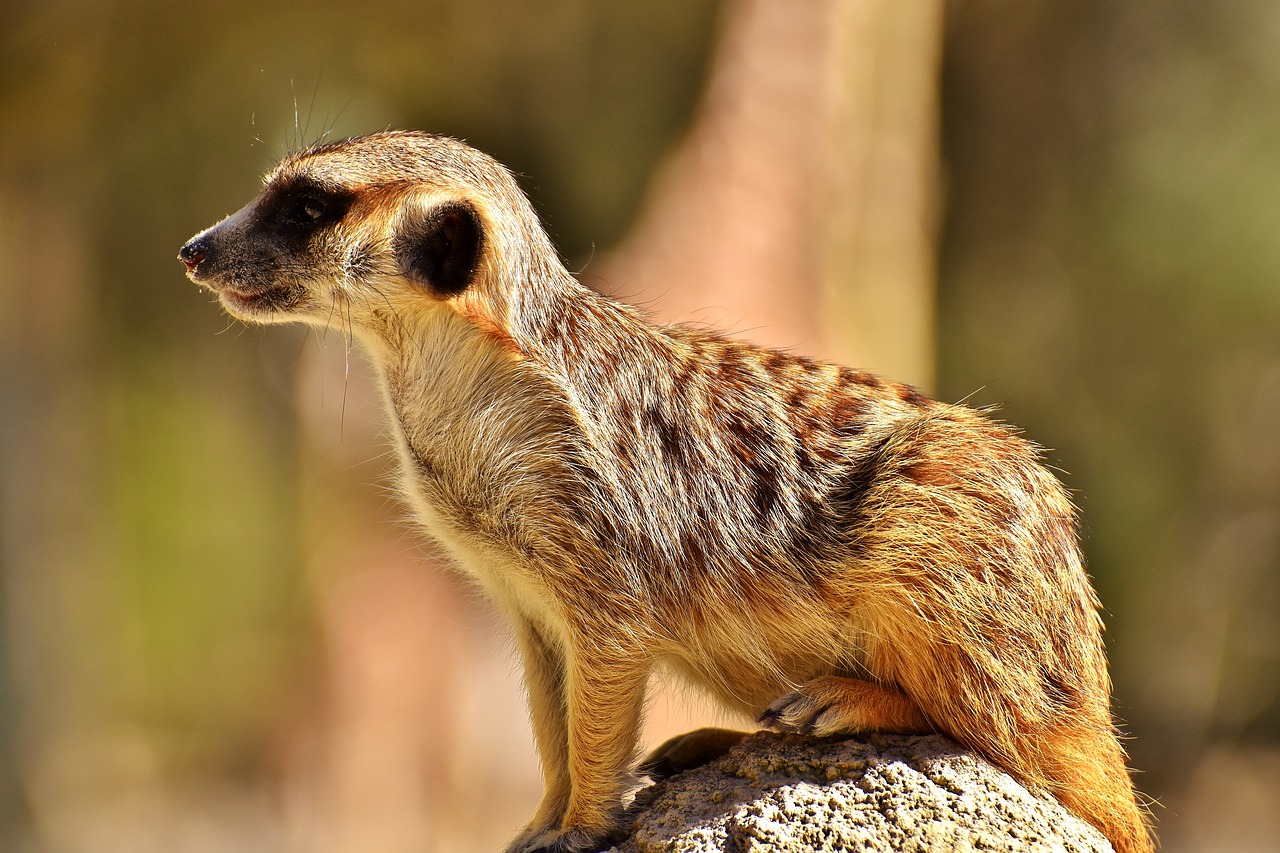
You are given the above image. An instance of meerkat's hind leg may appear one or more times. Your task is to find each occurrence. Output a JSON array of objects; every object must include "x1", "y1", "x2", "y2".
[
  {"x1": 758, "y1": 675, "x2": 932, "y2": 737},
  {"x1": 639, "y1": 727, "x2": 750, "y2": 780}
]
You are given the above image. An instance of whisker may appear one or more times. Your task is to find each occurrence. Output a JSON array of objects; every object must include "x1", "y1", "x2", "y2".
[
  {"x1": 362, "y1": 280, "x2": 409, "y2": 333},
  {"x1": 322, "y1": 96, "x2": 356, "y2": 144},
  {"x1": 340, "y1": 290, "x2": 355, "y2": 441},
  {"x1": 323, "y1": 287, "x2": 340, "y2": 333},
  {"x1": 304, "y1": 72, "x2": 324, "y2": 146},
  {"x1": 290, "y1": 79, "x2": 300, "y2": 152}
]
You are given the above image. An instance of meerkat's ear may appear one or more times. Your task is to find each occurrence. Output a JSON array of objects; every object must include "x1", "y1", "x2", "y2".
[{"x1": 394, "y1": 200, "x2": 485, "y2": 296}]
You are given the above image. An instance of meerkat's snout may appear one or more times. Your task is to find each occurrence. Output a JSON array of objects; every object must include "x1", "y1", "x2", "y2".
[
  {"x1": 177, "y1": 176, "x2": 360, "y2": 322},
  {"x1": 178, "y1": 238, "x2": 207, "y2": 275}
]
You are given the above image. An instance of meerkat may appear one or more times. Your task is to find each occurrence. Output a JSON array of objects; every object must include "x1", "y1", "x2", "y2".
[{"x1": 179, "y1": 131, "x2": 1153, "y2": 853}]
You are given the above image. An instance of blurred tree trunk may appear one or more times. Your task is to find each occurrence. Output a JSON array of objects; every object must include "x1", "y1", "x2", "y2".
[{"x1": 601, "y1": 0, "x2": 943, "y2": 389}]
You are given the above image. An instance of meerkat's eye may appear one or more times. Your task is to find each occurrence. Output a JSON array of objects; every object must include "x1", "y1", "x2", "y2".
[{"x1": 285, "y1": 195, "x2": 327, "y2": 226}]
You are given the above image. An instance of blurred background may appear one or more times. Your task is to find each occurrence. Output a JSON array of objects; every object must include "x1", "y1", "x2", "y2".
[{"x1": 2, "y1": 0, "x2": 1279, "y2": 850}]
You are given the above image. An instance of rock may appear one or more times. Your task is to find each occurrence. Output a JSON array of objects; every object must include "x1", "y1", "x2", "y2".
[{"x1": 606, "y1": 731, "x2": 1112, "y2": 853}]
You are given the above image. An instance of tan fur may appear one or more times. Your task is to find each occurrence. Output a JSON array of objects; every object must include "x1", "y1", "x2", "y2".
[{"x1": 180, "y1": 131, "x2": 1153, "y2": 853}]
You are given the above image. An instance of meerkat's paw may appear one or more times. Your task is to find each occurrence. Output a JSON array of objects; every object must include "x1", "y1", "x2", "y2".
[
  {"x1": 505, "y1": 824, "x2": 619, "y2": 853},
  {"x1": 757, "y1": 675, "x2": 931, "y2": 737},
  {"x1": 639, "y1": 727, "x2": 749, "y2": 780},
  {"x1": 757, "y1": 681, "x2": 850, "y2": 736}
]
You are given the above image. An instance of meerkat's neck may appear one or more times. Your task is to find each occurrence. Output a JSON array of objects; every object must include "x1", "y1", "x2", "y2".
[{"x1": 353, "y1": 212, "x2": 674, "y2": 497}]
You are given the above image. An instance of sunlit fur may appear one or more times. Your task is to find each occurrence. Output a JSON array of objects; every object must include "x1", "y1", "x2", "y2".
[{"x1": 182, "y1": 131, "x2": 1153, "y2": 853}]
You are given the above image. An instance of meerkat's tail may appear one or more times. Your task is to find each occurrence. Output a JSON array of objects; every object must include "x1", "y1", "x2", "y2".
[
  {"x1": 872, "y1": 623, "x2": 1153, "y2": 852},
  {"x1": 1036, "y1": 721, "x2": 1154, "y2": 853}
]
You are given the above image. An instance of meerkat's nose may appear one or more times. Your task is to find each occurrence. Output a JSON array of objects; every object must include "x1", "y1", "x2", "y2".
[{"x1": 179, "y1": 237, "x2": 208, "y2": 273}]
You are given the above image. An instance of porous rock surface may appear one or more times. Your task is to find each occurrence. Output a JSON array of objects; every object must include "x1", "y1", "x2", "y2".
[{"x1": 606, "y1": 732, "x2": 1112, "y2": 853}]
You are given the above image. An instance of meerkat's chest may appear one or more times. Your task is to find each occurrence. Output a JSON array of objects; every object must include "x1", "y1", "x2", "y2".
[
  {"x1": 381, "y1": 374, "x2": 581, "y2": 613},
  {"x1": 390, "y1": 431, "x2": 560, "y2": 614}
]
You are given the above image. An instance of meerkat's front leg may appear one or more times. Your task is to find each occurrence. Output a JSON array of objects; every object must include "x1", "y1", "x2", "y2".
[
  {"x1": 509, "y1": 619, "x2": 573, "y2": 844},
  {"x1": 507, "y1": 630, "x2": 650, "y2": 853}
]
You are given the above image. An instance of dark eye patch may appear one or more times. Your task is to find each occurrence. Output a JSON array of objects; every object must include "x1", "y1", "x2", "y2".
[{"x1": 259, "y1": 177, "x2": 355, "y2": 239}]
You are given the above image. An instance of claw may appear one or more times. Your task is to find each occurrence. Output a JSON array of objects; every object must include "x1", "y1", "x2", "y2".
[
  {"x1": 759, "y1": 690, "x2": 837, "y2": 735},
  {"x1": 755, "y1": 708, "x2": 780, "y2": 727}
]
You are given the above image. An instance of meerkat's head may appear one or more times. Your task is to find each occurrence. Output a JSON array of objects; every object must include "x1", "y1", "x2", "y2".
[{"x1": 179, "y1": 131, "x2": 555, "y2": 334}]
